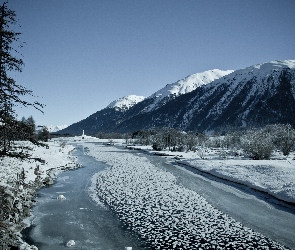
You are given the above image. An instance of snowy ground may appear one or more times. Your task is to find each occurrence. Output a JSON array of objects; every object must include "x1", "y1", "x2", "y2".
[
  {"x1": 181, "y1": 157, "x2": 295, "y2": 204},
  {"x1": 3, "y1": 136, "x2": 294, "y2": 249},
  {"x1": 126, "y1": 145, "x2": 295, "y2": 204},
  {"x1": 0, "y1": 140, "x2": 78, "y2": 249},
  {"x1": 84, "y1": 141, "x2": 291, "y2": 249}
]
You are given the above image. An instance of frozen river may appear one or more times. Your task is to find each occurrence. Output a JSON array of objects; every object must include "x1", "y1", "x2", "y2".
[
  {"x1": 22, "y1": 143, "x2": 295, "y2": 249},
  {"x1": 22, "y1": 145, "x2": 150, "y2": 250},
  {"x1": 140, "y1": 149, "x2": 295, "y2": 249}
]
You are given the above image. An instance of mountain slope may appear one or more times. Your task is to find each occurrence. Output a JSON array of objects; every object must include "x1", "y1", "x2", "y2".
[
  {"x1": 107, "y1": 95, "x2": 145, "y2": 111},
  {"x1": 115, "y1": 60, "x2": 295, "y2": 133},
  {"x1": 58, "y1": 69, "x2": 231, "y2": 135},
  {"x1": 141, "y1": 69, "x2": 233, "y2": 113},
  {"x1": 46, "y1": 125, "x2": 68, "y2": 133},
  {"x1": 184, "y1": 60, "x2": 295, "y2": 131},
  {"x1": 57, "y1": 95, "x2": 145, "y2": 135},
  {"x1": 112, "y1": 69, "x2": 233, "y2": 128},
  {"x1": 59, "y1": 60, "x2": 295, "y2": 135}
]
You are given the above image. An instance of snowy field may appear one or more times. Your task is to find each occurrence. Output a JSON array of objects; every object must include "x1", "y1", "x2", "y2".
[
  {"x1": 126, "y1": 145, "x2": 295, "y2": 204},
  {"x1": 0, "y1": 140, "x2": 78, "y2": 249},
  {"x1": 182, "y1": 157, "x2": 295, "y2": 204},
  {"x1": 84, "y1": 142, "x2": 290, "y2": 249}
]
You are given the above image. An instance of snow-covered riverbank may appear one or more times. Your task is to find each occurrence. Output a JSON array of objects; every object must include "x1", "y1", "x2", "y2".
[
  {"x1": 86, "y1": 143, "x2": 290, "y2": 249},
  {"x1": 126, "y1": 144, "x2": 295, "y2": 204},
  {"x1": 180, "y1": 158, "x2": 295, "y2": 204},
  {"x1": 0, "y1": 140, "x2": 78, "y2": 249}
]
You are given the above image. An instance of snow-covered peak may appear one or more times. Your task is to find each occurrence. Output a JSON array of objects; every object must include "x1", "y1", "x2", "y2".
[
  {"x1": 107, "y1": 95, "x2": 145, "y2": 111},
  {"x1": 247, "y1": 60, "x2": 295, "y2": 74},
  {"x1": 254, "y1": 59, "x2": 295, "y2": 69},
  {"x1": 202, "y1": 59, "x2": 295, "y2": 123},
  {"x1": 143, "y1": 69, "x2": 233, "y2": 112},
  {"x1": 214, "y1": 60, "x2": 295, "y2": 90},
  {"x1": 150, "y1": 69, "x2": 234, "y2": 99},
  {"x1": 38, "y1": 125, "x2": 68, "y2": 133}
]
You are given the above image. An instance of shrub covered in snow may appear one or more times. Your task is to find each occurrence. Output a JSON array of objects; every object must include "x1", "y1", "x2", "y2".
[
  {"x1": 241, "y1": 129, "x2": 274, "y2": 160},
  {"x1": 268, "y1": 124, "x2": 295, "y2": 156},
  {"x1": 133, "y1": 124, "x2": 295, "y2": 160}
]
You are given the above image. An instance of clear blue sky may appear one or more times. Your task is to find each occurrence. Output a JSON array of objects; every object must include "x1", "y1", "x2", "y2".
[{"x1": 7, "y1": 0, "x2": 295, "y2": 126}]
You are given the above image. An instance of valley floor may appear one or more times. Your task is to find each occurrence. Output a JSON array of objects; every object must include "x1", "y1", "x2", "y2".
[
  {"x1": 1, "y1": 136, "x2": 295, "y2": 249},
  {"x1": 79, "y1": 138, "x2": 294, "y2": 249}
]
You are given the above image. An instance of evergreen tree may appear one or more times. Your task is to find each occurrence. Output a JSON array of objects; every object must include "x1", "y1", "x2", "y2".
[
  {"x1": 0, "y1": 2, "x2": 43, "y2": 156},
  {"x1": 37, "y1": 126, "x2": 50, "y2": 142},
  {"x1": 24, "y1": 115, "x2": 36, "y2": 139}
]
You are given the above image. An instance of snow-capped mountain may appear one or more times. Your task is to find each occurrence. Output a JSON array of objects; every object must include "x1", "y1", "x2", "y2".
[
  {"x1": 57, "y1": 95, "x2": 145, "y2": 135},
  {"x1": 59, "y1": 60, "x2": 295, "y2": 135},
  {"x1": 36, "y1": 125, "x2": 68, "y2": 133},
  {"x1": 115, "y1": 59, "x2": 295, "y2": 132},
  {"x1": 58, "y1": 70, "x2": 229, "y2": 135},
  {"x1": 47, "y1": 125, "x2": 68, "y2": 133},
  {"x1": 182, "y1": 59, "x2": 295, "y2": 131},
  {"x1": 107, "y1": 95, "x2": 145, "y2": 111},
  {"x1": 201, "y1": 60, "x2": 295, "y2": 127},
  {"x1": 141, "y1": 69, "x2": 233, "y2": 113}
]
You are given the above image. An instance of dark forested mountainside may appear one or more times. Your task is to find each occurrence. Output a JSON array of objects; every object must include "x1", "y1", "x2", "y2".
[{"x1": 56, "y1": 108, "x2": 124, "y2": 135}]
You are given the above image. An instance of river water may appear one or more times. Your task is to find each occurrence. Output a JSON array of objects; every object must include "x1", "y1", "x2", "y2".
[
  {"x1": 22, "y1": 143, "x2": 295, "y2": 249},
  {"x1": 138, "y1": 148, "x2": 295, "y2": 249},
  {"x1": 22, "y1": 144, "x2": 150, "y2": 250}
]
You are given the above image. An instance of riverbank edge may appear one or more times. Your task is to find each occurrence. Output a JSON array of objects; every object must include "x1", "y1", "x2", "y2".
[
  {"x1": 0, "y1": 146, "x2": 80, "y2": 250},
  {"x1": 123, "y1": 145, "x2": 295, "y2": 206},
  {"x1": 86, "y1": 143, "x2": 290, "y2": 249}
]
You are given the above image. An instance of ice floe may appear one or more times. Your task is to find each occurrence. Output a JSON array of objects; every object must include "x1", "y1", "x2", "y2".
[
  {"x1": 57, "y1": 194, "x2": 66, "y2": 200},
  {"x1": 86, "y1": 144, "x2": 288, "y2": 249},
  {"x1": 66, "y1": 239, "x2": 75, "y2": 247}
]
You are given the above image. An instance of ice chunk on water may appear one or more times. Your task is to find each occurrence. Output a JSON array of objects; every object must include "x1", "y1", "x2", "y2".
[
  {"x1": 66, "y1": 240, "x2": 75, "y2": 247},
  {"x1": 19, "y1": 243, "x2": 38, "y2": 250},
  {"x1": 57, "y1": 194, "x2": 66, "y2": 200}
]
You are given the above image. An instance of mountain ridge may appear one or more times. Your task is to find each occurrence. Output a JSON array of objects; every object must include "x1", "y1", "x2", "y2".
[
  {"x1": 58, "y1": 68, "x2": 231, "y2": 135},
  {"x1": 107, "y1": 95, "x2": 145, "y2": 111},
  {"x1": 58, "y1": 60, "x2": 295, "y2": 135},
  {"x1": 113, "y1": 59, "x2": 295, "y2": 133},
  {"x1": 142, "y1": 69, "x2": 233, "y2": 113}
]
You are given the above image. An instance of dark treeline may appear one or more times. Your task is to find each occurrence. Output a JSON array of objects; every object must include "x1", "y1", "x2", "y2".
[
  {"x1": 104, "y1": 124, "x2": 295, "y2": 160},
  {"x1": 0, "y1": 115, "x2": 50, "y2": 157}
]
